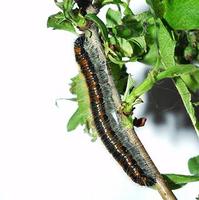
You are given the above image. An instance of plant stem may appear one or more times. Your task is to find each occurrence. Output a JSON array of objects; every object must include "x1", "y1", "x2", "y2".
[
  {"x1": 123, "y1": 69, "x2": 157, "y2": 114},
  {"x1": 86, "y1": 6, "x2": 177, "y2": 200}
]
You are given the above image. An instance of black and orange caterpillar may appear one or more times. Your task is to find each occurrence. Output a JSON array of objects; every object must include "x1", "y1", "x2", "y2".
[{"x1": 74, "y1": 28, "x2": 156, "y2": 186}]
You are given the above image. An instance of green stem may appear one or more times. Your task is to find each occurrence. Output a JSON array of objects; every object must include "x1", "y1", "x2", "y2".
[{"x1": 123, "y1": 69, "x2": 157, "y2": 113}]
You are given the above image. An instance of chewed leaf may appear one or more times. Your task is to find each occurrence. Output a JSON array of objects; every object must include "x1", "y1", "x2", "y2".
[
  {"x1": 47, "y1": 12, "x2": 75, "y2": 32},
  {"x1": 188, "y1": 155, "x2": 199, "y2": 175},
  {"x1": 67, "y1": 74, "x2": 98, "y2": 140},
  {"x1": 162, "y1": 174, "x2": 199, "y2": 190},
  {"x1": 67, "y1": 108, "x2": 84, "y2": 131},
  {"x1": 174, "y1": 78, "x2": 199, "y2": 136}
]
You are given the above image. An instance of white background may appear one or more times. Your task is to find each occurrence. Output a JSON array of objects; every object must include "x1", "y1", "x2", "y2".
[{"x1": 0, "y1": 0, "x2": 198, "y2": 199}]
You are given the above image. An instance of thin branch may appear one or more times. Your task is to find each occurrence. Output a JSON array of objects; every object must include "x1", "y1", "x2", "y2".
[{"x1": 108, "y1": 56, "x2": 177, "y2": 200}]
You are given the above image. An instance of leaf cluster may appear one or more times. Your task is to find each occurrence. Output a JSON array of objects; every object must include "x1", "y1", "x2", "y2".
[{"x1": 48, "y1": 0, "x2": 199, "y2": 190}]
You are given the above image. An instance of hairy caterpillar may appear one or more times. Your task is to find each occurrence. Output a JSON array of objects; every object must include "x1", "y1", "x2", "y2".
[{"x1": 74, "y1": 27, "x2": 156, "y2": 186}]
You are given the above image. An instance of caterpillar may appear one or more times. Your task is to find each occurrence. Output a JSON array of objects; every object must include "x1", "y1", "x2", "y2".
[{"x1": 74, "y1": 27, "x2": 156, "y2": 186}]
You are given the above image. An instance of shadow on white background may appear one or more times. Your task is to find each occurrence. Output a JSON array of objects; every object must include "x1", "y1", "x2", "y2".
[{"x1": 0, "y1": 0, "x2": 198, "y2": 199}]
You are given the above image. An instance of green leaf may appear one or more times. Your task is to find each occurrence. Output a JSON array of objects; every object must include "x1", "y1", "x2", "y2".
[
  {"x1": 164, "y1": 0, "x2": 199, "y2": 30},
  {"x1": 63, "y1": 0, "x2": 74, "y2": 18},
  {"x1": 181, "y1": 70, "x2": 199, "y2": 93},
  {"x1": 108, "y1": 54, "x2": 129, "y2": 65},
  {"x1": 55, "y1": 1, "x2": 64, "y2": 10},
  {"x1": 96, "y1": 0, "x2": 133, "y2": 15},
  {"x1": 67, "y1": 108, "x2": 84, "y2": 131},
  {"x1": 174, "y1": 78, "x2": 199, "y2": 136},
  {"x1": 67, "y1": 74, "x2": 97, "y2": 140},
  {"x1": 53, "y1": 0, "x2": 74, "y2": 10},
  {"x1": 95, "y1": 0, "x2": 119, "y2": 7},
  {"x1": 143, "y1": 43, "x2": 159, "y2": 66},
  {"x1": 63, "y1": 0, "x2": 73, "y2": 9},
  {"x1": 118, "y1": 38, "x2": 133, "y2": 57},
  {"x1": 193, "y1": 102, "x2": 199, "y2": 106},
  {"x1": 144, "y1": 18, "x2": 176, "y2": 68},
  {"x1": 163, "y1": 174, "x2": 199, "y2": 190},
  {"x1": 116, "y1": 15, "x2": 144, "y2": 39},
  {"x1": 134, "y1": 10, "x2": 152, "y2": 22},
  {"x1": 129, "y1": 36, "x2": 147, "y2": 52},
  {"x1": 120, "y1": 1, "x2": 134, "y2": 16},
  {"x1": 184, "y1": 45, "x2": 198, "y2": 61},
  {"x1": 156, "y1": 21, "x2": 176, "y2": 68},
  {"x1": 157, "y1": 65, "x2": 199, "y2": 80},
  {"x1": 72, "y1": 12, "x2": 87, "y2": 27},
  {"x1": 146, "y1": 0, "x2": 166, "y2": 18},
  {"x1": 109, "y1": 62, "x2": 128, "y2": 94},
  {"x1": 47, "y1": 12, "x2": 75, "y2": 32},
  {"x1": 85, "y1": 14, "x2": 108, "y2": 41},
  {"x1": 188, "y1": 155, "x2": 199, "y2": 175},
  {"x1": 109, "y1": 36, "x2": 133, "y2": 57},
  {"x1": 106, "y1": 8, "x2": 122, "y2": 28},
  {"x1": 162, "y1": 175, "x2": 186, "y2": 190}
]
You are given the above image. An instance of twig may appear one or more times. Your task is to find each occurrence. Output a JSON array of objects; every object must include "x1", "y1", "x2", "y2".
[{"x1": 107, "y1": 48, "x2": 177, "y2": 200}]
